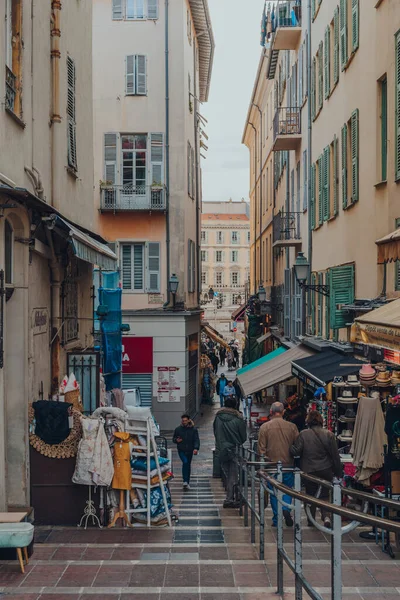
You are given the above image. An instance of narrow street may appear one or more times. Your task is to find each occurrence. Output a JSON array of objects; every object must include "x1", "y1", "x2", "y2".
[{"x1": 0, "y1": 402, "x2": 398, "y2": 600}]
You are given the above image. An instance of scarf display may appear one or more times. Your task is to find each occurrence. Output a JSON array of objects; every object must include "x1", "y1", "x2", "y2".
[{"x1": 351, "y1": 396, "x2": 387, "y2": 485}]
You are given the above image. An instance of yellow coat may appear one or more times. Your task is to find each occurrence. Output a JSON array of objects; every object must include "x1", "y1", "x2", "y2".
[{"x1": 111, "y1": 432, "x2": 132, "y2": 491}]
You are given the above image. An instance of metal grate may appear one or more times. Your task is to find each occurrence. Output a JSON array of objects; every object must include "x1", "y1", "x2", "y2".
[{"x1": 5, "y1": 66, "x2": 16, "y2": 112}]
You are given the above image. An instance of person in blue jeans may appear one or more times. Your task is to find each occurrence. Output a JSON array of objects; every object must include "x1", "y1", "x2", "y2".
[
  {"x1": 258, "y1": 402, "x2": 299, "y2": 527},
  {"x1": 216, "y1": 373, "x2": 228, "y2": 407},
  {"x1": 173, "y1": 414, "x2": 200, "y2": 490}
]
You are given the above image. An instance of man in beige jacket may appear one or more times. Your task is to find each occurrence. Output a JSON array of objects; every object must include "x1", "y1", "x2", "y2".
[{"x1": 258, "y1": 402, "x2": 299, "y2": 527}]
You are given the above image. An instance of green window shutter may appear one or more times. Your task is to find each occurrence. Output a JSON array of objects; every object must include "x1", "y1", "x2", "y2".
[
  {"x1": 311, "y1": 274, "x2": 316, "y2": 334},
  {"x1": 351, "y1": 109, "x2": 359, "y2": 203},
  {"x1": 333, "y1": 135, "x2": 339, "y2": 216},
  {"x1": 324, "y1": 27, "x2": 330, "y2": 99},
  {"x1": 341, "y1": 124, "x2": 348, "y2": 208},
  {"x1": 317, "y1": 273, "x2": 323, "y2": 336},
  {"x1": 329, "y1": 264, "x2": 355, "y2": 329},
  {"x1": 312, "y1": 0, "x2": 316, "y2": 19},
  {"x1": 352, "y1": 0, "x2": 359, "y2": 53},
  {"x1": 318, "y1": 156, "x2": 323, "y2": 225},
  {"x1": 395, "y1": 218, "x2": 400, "y2": 291},
  {"x1": 395, "y1": 33, "x2": 400, "y2": 181},
  {"x1": 381, "y1": 77, "x2": 388, "y2": 182},
  {"x1": 318, "y1": 41, "x2": 324, "y2": 111},
  {"x1": 340, "y1": 0, "x2": 348, "y2": 70},
  {"x1": 311, "y1": 58, "x2": 316, "y2": 120},
  {"x1": 333, "y1": 7, "x2": 340, "y2": 85},
  {"x1": 324, "y1": 272, "x2": 330, "y2": 339},
  {"x1": 323, "y1": 146, "x2": 330, "y2": 221},
  {"x1": 310, "y1": 163, "x2": 316, "y2": 230}
]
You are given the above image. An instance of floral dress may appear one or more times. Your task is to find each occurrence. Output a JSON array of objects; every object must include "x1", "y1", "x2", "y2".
[{"x1": 72, "y1": 418, "x2": 114, "y2": 487}]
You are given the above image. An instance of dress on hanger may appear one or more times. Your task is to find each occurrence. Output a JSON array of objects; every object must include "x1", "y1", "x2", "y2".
[
  {"x1": 111, "y1": 432, "x2": 132, "y2": 490},
  {"x1": 72, "y1": 418, "x2": 114, "y2": 487}
]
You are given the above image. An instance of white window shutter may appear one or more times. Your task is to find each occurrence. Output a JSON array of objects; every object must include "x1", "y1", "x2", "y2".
[
  {"x1": 147, "y1": 0, "x2": 159, "y2": 19},
  {"x1": 104, "y1": 133, "x2": 118, "y2": 183},
  {"x1": 112, "y1": 0, "x2": 124, "y2": 19},
  {"x1": 146, "y1": 242, "x2": 160, "y2": 292},
  {"x1": 126, "y1": 55, "x2": 135, "y2": 95},
  {"x1": 136, "y1": 55, "x2": 147, "y2": 95},
  {"x1": 150, "y1": 133, "x2": 164, "y2": 185},
  {"x1": 122, "y1": 245, "x2": 132, "y2": 290}
]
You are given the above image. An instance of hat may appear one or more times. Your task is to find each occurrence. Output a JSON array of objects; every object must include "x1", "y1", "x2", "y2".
[
  {"x1": 341, "y1": 429, "x2": 354, "y2": 439},
  {"x1": 337, "y1": 396, "x2": 358, "y2": 404},
  {"x1": 342, "y1": 389, "x2": 353, "y2": 398},
  {"x1": 391, "y1": 372, "x2": 400, "y2": 385},
  {"x1": 347, "y1": 374, "x2": 360, "y2": 386},
  {"x1": 359, "y1": 364, "x2": 376, "y2": 377},
  {"x1": 333, "y1": 376, "x2": 345, "y2": 386},
  {"x1": 376, "y1": 371, "x2": 391, "y2": 386},
  {"x1": 375, "y1": 363, "x2": 387, "y2": 373},
  {"x1": 345, "y1": 408, "x2": 356, "y2": 418}
]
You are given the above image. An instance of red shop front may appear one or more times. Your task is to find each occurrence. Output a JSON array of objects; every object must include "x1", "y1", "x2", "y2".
[{"x1": 122, "y1": 337, "x2": 153, "y2": 407}]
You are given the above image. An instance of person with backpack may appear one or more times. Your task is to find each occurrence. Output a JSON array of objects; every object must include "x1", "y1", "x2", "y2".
[{"x1": 216, "y1": 373, "x2": 228, "y2": 407}]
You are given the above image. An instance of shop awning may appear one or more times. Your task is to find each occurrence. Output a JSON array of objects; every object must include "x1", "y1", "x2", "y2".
[
  {"x1": 50, "y1": 215, "x2": 117, "y2": 270},
  {"x1": 257, "y1": 331, "x2": 272, "y2": 344},
  {"x1": 237, "y1": 345, "x2": 314, "y2": 396},
  {"x1": 376, "y1": 228, "x2": 400, "y2": 263},
  {"x1": 202, "y1": 325, "x2": 230, "y2": 350},
  {"x1": 231, "y1": 303, "x2": 246, "y2": 322},
  {"x1": 291, "y1": 350, "x2": 364, "y2": 391},
  {"x1": 350, "y1": 298, "x2": 400, "y2": 352}
]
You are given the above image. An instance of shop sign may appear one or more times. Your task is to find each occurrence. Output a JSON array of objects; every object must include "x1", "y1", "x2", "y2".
[
  {"x1": 32, "y1": 308, "x2": 48, "y2": 335},
  {"x1": 156, "y1": 367, "x2": 181, "y2": 403},
  {"x1": 148, "y1": 294, "x2": 164, "y2": 304},
  {"x1": 122, "y1": 337, "x2": 153, "y2": 373},
  {"x1": 291, "y1": 365, "x2": 319, "y2": 392},
  {"x1": 351, "y1": 321, "x2": 400, "y2": 353},
  {"x1": 353, "y1": 342, "x2": 384, "y2": 362}
]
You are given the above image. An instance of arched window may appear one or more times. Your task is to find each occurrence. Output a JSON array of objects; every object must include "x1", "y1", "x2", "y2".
[{"x1": 5, "y1": 219, "x2": 13, "y2": 284}]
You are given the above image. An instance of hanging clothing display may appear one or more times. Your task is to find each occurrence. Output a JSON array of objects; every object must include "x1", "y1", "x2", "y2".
[
  {"x1": 72, "y1": 418, "x2": 114, "y2": 487},
  {"x1": 351, "y1": 396, "x2": 387, "y2": 485},
  {"x1": 32, "y1": 400, "x2": 72, "y2": 445},
  {"x1": 111, "y1": 432, "x2": 132, "y2": 490},
  {"x1": 385, "y1": 403, "x2": 400, "y2": 470}
]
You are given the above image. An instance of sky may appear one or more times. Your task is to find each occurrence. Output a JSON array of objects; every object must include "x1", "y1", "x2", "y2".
[{"x1": 201, "y1": 0, "x2": 266, "y2": 204}]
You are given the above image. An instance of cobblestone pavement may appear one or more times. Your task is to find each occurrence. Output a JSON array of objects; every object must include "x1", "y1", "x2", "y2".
[{"x1": 0, "y1": 402, "x2": 399, "y2": 599}]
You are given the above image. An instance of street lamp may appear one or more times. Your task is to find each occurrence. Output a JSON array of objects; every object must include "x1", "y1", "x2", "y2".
[
  {"x1": 257, "y1": 284, "x2": 267, "y2": 303},
  {"x1": 169, "y1": 274, "x2": 179, "y2": 309},
  {"x1": 294, "y1": 252, "x2": 330, "y2": 296}
]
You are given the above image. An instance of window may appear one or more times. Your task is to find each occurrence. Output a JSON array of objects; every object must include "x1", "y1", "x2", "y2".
[
  {"x1": 201, "y1": 230, "x2": 207, "y2": 243},
  {"x1": 322, "y1": 145, "x2": 330, "y2": 222},
  {"x1": 112, "y1": 0, "x2": 158, "y2": 20},
  {"x1": 395, "y1": 218, "x2": 400, "y2": 291},
  {"x1": 201, "y1": 271, "x2": 207, "y2": 286},
  {"x1": 231, "y1": 272, "x2": 239, "y2": 286},
  {"x1": 329, "y1": 264, "x2": 355, "y2": 329},
  {"x1": 310, "y1": 163, "x2": 316, "y2": 229},
  {"x1": 333, "y1": 7, "x2": 340, "y2": 86},
  {"x1": 317, "y1": 155, "x2": 323, "y2": 226},
  {"x1": 215, "y1": 272, "x2": 223, "y2": 286},
  {"x1": 340, "y1": 0, "x2": 359, "y2": 70},
  {"x1": 342, "y1": 109, "x2": 359, "y2": 208},
  {"x1": 4, "y1": 220, "x2": 13, "y2": 285},
  {"x1": 187, "y1": 9, "x2": 192, "y2": 44},
  {"x1": 216, "y1": 231, "x2": 224, "y2": 244},
  {"x1": 311, "y1": 57, "x2": 316, "y2": 120},
  {"x1": 247, "y1": 231, "x2": 251, "y2": 243},
  {"x1": 324, "y1": 26, "x2": 331, "y2": 99},
  {"x1": 379, "y1": 76, "x2": 387, "y2": 182},
  {"x1": 231, "y1": 231, "x2": 239, "y2": 244},
  {"x1": 63, "y1": 259, "x2": 79, "y2": 343},
  {"x1": 5, "y1": 0, "x2": 23, "y2": 118},
  {"x1": 201, "y1": 250, "x2": 207, "y2": 262},
  {"x1": 67, "y1": 56, "x2": 77, "y2": 172},
  {"x1": 122, "y1": 135, "x2": 147, "y2": 189},
  {"x1": 121, "y1": 242, "x2": 160, "y2": 292},
  {"x1": 340, "y1": 0, "x2": 348, "y2": 69},
  {"x1": 187, "y1": 141, "x2": 195, "y2": 199},
  {"x1": 303, "y1": 150, "x2": 308, "y2": 211},
  {"x1": 330, "y1": 136, "x2": 339, "y2": 218},
  {"x1": 188, "y1": 239, "x2": 196, "y2": 293},
  {"x1": 317, "y1": 41, "x2": 324, "y2": 113},
  {"x1": 126, "y1": 55, "x2": 147, "y2": 96},
  {"x1": 215, "y1": 250, "x2": 224, "y2": 263},
  {"x1": 231, "y1": 250, "x2": 238, "y2": 263}
]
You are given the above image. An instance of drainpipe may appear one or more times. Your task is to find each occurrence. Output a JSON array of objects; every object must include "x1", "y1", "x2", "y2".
[
  {"x1": 193, "y1": 30, "x2": 200, "y2": 307},
  {"x1": 50, "y1": 1, "x2": 62, "y2": 211},
  {"x1": 163, "y1": 0, "x2": 171, "y2": 307},
  {"x1": 249, "y1": 122, "x2": 257, "y2": 294},
  {"x1": 45, "y1": 227, "x2": 61, "y2": 395},
  {"x1": 286, "y1": 151, "x2": 290, "y2": 272},
  {"x1": 253, "y1": 103, "x2": 263, "y2": 285}
]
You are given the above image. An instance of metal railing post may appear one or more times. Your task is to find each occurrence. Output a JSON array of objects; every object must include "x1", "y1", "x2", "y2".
[
  {"x1": 239, "y1": 446, "x2": 244, "y2": 517},
  {"x1": 259, "y1": 476, "x2": 265, "y2": 561},
  {"x1": 243, "y1": 450, "x2": 249, "y2": 527},
  {"x1": 276, "y1": 462, "x2": 284, "y2": 596},
  {"x1": 331, "y1": 478, "x2": 342, "y2": 600},
  {"x1": 294, "y1": 466, "x2": 303, "y2": 600},
  {"x1": 251, "y1": 449, "x2": 256, "y2": 544}
]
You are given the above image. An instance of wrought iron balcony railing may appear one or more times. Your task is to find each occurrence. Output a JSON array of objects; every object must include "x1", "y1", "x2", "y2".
[
  {"x1": 273, "y1": 0, "x2": 302, "y2": 30},
  {"x1": 5, "y1": 66, "x2": 16, "y2": 112},
  {"x1": 273, "y1": 211, "x2": 302, "y2": 246},
  {"x1": 100, "y1": 184, "x2": 166, "y2": 212},
  {"x1": 273, "y1": 107, "x2": 301, "y2": 151}
]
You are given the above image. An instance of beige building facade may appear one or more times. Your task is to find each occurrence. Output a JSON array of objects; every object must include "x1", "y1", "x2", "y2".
[
  {"x1": 93, "y1": 0, "x2": 214, "y2": 428},
  {"x1": 201, "y1": 200, "x2": 250, "y2": 337},
  {"x1": 0, "y1": 0, "x2": 112, "y2": 511}
]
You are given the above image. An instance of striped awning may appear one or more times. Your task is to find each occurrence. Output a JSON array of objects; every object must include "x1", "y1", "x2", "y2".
[
  {"x1": 202, "y1": 325, "x2": 230, "y2": 350},
  {"x1": 376, "y1": 228, "x2": 400, "y2": 263}
]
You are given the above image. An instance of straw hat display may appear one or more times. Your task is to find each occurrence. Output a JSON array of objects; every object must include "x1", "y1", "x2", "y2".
[
  {"x1": 391, "y1": 371, "x2": 400, "y2": 386},
  {"x1": 359, "y1": 364, "x2": 376, "y2": 386},
  {"x1": 337, "y1": 389, "x2": 358, "y2": 404},
  {"x1": 376, "y1": 370, "x2": 391, "y2": 387}
]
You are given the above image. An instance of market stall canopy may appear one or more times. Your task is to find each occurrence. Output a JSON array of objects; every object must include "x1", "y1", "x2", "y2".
[
  {"x1": 291, "y1": 350, "x2": 364, "y2": 392},
  {"x1": 376, "y1": 227, "x2": 400, "y2": 263},
  {"x1": 350, "y1": 298, "x2": 400, "y2": 352},
  {"x1": 201, "y1": 325, "x2": 230, "y2": 350},
  {"x1": 237, "y1": 345, "x2": 314, "y2": 396},
  {"x1": 231, "y1": 303, "x2": 246, "y2": 323}
]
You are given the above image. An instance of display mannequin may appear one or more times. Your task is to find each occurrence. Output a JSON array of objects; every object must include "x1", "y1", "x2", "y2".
[{"x1": 108, "y1": 432, "x2": 132, "y2": 527}]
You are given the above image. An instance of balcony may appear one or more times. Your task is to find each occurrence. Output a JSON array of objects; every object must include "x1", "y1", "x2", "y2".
[
  {"x1": 273, "y1": 107, "x2": 302, "y2": 152},
  {"x1": 100, "y1": 184, "x2": 166, "y2": 212},
  {"x1": 273, "y1": 211, "x2": 302, "y2": 249},
  {"x1": 5, "y1": 66, "x2": 16, "y2": 112},
  {"x1": 272, "y1": 1, "x2": 302, "y2": 50}
]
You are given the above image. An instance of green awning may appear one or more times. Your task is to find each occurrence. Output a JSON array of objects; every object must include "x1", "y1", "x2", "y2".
[{"x1": 237, "y1": 347, "x2": 286, "y2": 377}]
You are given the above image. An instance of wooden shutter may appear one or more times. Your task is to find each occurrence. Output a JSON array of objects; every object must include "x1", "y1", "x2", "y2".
[
  {"x1": 341, "y1": 124, "x2": 348, "y2": 208},
  {"x1": 318, "y1": 41, "x2": 323, "y2": 111},
  {"x1": 324, "y1": 27, "x2": 330, "y2": 99},
  {"x1": 104, "y1": 133, "x2": 118, "y2": 184},
  {"x1": 187, "y1": 141, "x2": 192, "y2": 196},
  {"x1": 136, "y1": 55, "x2": 147, "y2": 95},
  {"x1": 299, "y1": 46, "x2": 303, "y2": 104},
  {"x1": 396, "y1": 33, "x2": 400, "y2": 181},
  {"x1": 191, "y1": 146, "x2": 195, "y2": 199},
  {"x1": 311, "y1": 57, "x2": 316, "y2": 120},
  {"x1": 317, "y1": 273, "x2": 323, "y2": 336},
  {"x1": 188, "y1": 240, "x2": 193, "y2": 293},
  {"x1": 112, "y1": 0, "x2": 124, "y2": 19},
  {"x1": 303, "y1": 150, "x2": 307, "y2": 211},
  {"x1": 324, "y1": 272, "x2": 330, "y2": 339},
  {"x1": 351, "y1": 109, "x2": 359, "y2": 203},
  {"x1": 147, "y1": 0, "x2": 158, "y2": 19},
  {"x1": 340, "y1": 0, "x2": 348, "y2": 70},
  {"x1": 310, "y1": 163, "x2": 316, "y2": 229},
  {"x1": 323, "y1": 146, "x2": 330, "y2": 221},
  {"x1": 310, "y1": 273, "x2": 316, "y2": 334},
  {"x1": 133, "y1": 244, "x2": 144, "y2": 290},
  {"x1": 333, "y1": 135, "x2": 339, "y2": 216},
  {"x1": 67, "y1": 56, "x2": 77, "y2": 170},
  {"x1": 352, "y1": 0, "x2": 359, "y2": 52},
  {"x1": 312, "y1": 0, "x2": 316, "y2": 19},
  {"x1": 329, "y1": 264, "x2": 355, "y2": 329},
  {"x1": 333, "y1": 6, "x2": 340, "y2": 85},
  {"x1": 125, "y1": 55, "x2": 135, "y2": 95},
  {"x1": 150, "y1": 133, "x2": 164, "y2": 185},
  {"x1": 318, "y1": 155, "x2": 323, "y2": 226},
  {"x1": 121, "y1": 245, "x2": 132, "y2": 290},
  {"x1": 284, "y1": 268, "x2": 291, "y2": 338},
  {"x1": 146, "y1": 242, "x2": 160, "y2": 292}
]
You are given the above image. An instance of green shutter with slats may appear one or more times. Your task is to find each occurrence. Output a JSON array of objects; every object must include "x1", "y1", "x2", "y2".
[
  {"x1": 333, "y1": 7, "x2": 340, "y2": 85},
  {"x1": 351, "y1": 109, "x2": 359, "y2": 203},
  {"x1": 340, "y1": 0, "x2": 348, "y2": 70},
  {"x1": 341, "y1": 124, "x2": 348, "y2": 208},
  {"x1": 312, "y1": 0, "x2": 316, "y2": 20},
  {"x1": 317, "y1": 273, "x2": 323, "y2": 336},
  {"x1": 318, "y1": 155, "x2": 323, "y2": 225},
  {"x1": 310, "y1": 163, "x2": 316, "y2": 230},
  {"x1": 318, "y1": 41, "x2": 324, "y2": 112},
  {"x1": 323, "y1": 146, "x2": 330, "y2": 221},
  {"x1": 311, "y1": 58, "x2": 316, "y2": 120},
  {"x1": 324, "y1": 27, "x2": 330, "y2": 99},
  {"x1": 352, "y1": 0, "x2": 359, "y2": 52},
  {"x1": 395, "y1": 33, "x2": 400, "y2": 181},
  {"x1": 324, "y1": 272, "x2": 330, "y2": 339},
  {"x1": 311, "y1": 273, "x2": 317, "y2": 334},
  {"x1": 333, "y1": 135, "x2": 339, "y2": 217},
  {"x1": 329, "y1": 264, "x2": 355, "y2": 329},
  {"x1": 381, "y1": 77, "x2": 388, "y2": 182}
]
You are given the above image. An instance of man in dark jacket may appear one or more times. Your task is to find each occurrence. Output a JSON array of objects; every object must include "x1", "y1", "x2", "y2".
[
  {"x1": 214, "y1": 397, "x2": 247, "y2": 508},
  {"x1": 173, "y1": 414, "x2": 200, "y2": 490}
]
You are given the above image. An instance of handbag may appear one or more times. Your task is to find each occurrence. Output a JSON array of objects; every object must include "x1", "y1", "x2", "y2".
[{"x1": 310, "y1": 427, "x2": 334, "y2": 469}]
